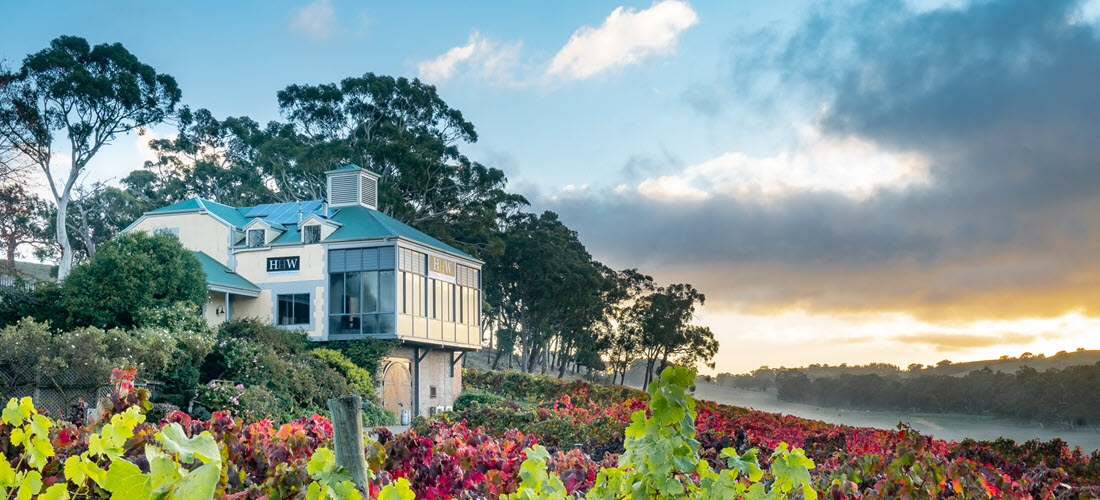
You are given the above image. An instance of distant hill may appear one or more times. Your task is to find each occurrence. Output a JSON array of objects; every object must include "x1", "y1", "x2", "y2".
[
  {"x1": 7, "y1": 261, "x2": 56, "y2": 282},
  {"x1": 926, "y1": 349, "x2": 1100, "y2": 376},
  {"x1": 716, "y1": 348, "x2": 1100, "y2": 383}
]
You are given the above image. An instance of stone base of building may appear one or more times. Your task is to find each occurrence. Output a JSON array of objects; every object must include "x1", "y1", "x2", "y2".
[{"x1": 377, "y1": 343, "x2": 467, "y2": 421}]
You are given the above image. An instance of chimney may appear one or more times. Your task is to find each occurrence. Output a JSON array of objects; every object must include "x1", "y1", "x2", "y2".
[{"x1": 325, "y1": 164, "x2": 380, "y2": 210}]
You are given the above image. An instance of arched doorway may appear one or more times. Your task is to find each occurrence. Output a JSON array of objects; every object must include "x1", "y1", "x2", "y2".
[{"x1": 380, "y1": 361, "x2": 412, "y2": 417}]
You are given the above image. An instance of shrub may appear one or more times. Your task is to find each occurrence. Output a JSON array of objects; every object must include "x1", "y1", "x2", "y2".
[
  {"x1": 200, "y1": 319, "x2": 352, "y2": 420},
  {"x1": 0, "y1": 278, "x2": 66, "y2": 328},
  {"x1": 311, "y1": 348, "x2": 376, "y2": 400},
  {"x1": 0, "y1": 318, "x2": 214, "y2": 398},
  {"x1": 324, "y1": 338, "x2": 397, "y2": 379},
  {"x1": 218, "y1": 317, "x2": 309, "y2": 354},
  {"x1": 453, "y1": 391, "x2": 504, "y2": 410},
  {"x1": 62, "y1": 231, "x2": 207, "y2": 329},
  {"x1": 132, "y1": 303, "x2": 217, "y2": 407},
  {"x1": 192, "y1": 380, "x2": 282, "y2": 421},
  {"x1": 363, "y1": 402, "x2": 398, "y2": 427}
]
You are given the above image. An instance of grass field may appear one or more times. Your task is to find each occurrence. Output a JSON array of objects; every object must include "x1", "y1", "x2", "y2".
[{"x1": 692, "y1": 381, "x2": 1100, "y2": 452}]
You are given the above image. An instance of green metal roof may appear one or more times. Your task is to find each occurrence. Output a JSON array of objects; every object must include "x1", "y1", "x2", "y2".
[
  {"x1": 144, "y1": 195, "x2": 474, "y2": 260},
  {"x1": 148, "y1": 197, "x2": 249, "y2": 227},
  {"x1": 326, "y1": 164, "x2": 364, "y2": 173},
  {"x1": 192, "y1": 251, "x2": 260, "y2": 292},
  {"x1": 328, "y1": 206, "x2": 473, "y2": 259}
]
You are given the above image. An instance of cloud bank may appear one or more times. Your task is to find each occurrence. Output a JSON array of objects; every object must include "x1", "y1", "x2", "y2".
[
  {"x1": 544, "y1": 0, "x2": 1100, "y2": 322},
  {"x1": 416, "y1": 1, "x2": 698, "y2": 85},
  {"x1": 290, "y1": 0, "x2": 336, "y2": 40},
  {"x1": 546, "y1": 0, "x2": 698, "y2": 81}
]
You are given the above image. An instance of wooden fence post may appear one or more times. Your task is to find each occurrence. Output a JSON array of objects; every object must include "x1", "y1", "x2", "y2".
[{"x1": 327, "y1": 394, "x2": 369, "y2": 494}]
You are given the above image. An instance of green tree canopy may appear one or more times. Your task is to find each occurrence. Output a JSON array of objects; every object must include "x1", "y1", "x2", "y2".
[
  {"x1": 62, "y1": 231, "x2": 206, "y2": 329},
  {"x1": 0, "y1": 35, "x2": 181, "y2": 279}
]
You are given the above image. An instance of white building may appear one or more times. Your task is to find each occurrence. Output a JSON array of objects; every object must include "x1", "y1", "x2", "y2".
[{"x1": 124, "y1": 165, "x2": 481, "y2": 419}]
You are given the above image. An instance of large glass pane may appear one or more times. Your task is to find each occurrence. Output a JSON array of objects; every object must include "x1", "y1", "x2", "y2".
[
  {"x1": 292, "y1": 294, "x2": 310, "y2": 324},
  {"x1": 378, "y1": 313, "x2": 395, "y2": 334},
  {"x1": 361, "y1": 270, "x2": 379, "y2": 313},
  {"x1": 278, "y1": 295, "x2": 291, "y2": 325},
  {"x1": 344, "y1": 272, "x2": 361, "y2": 316},
  {"x1": 329, "y1": 274, "x2": 344, "y2": 314},
  {"x1": 330, "y1": 315, "x2": 360, "y2": 335},
  {"x1": 361, "y1": 314, "x2": 378, "y2": 335},
  {"x1": 379, "y1": 271, "x2": 395, "y2": 312}
]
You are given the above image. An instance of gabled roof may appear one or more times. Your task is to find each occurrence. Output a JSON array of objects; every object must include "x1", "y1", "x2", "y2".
[
  {"x1": 327, "y1": 205, "x2": 473, "y2": 259},
  {"x1": 192, "y1": 251, "x2": 260, "y2": 294},
  {"x1": 148, "y1": 198, "x2": 248, "y2": 227},
  {"x1": 327, "y1": 164, "x2": 365, "y2": 173},
  {"x1": 242, "y1": 218, "x2": 286, "y2": 231},
  {"x1": 142, "y1": 196, "x2": 475, "y2": 261}
]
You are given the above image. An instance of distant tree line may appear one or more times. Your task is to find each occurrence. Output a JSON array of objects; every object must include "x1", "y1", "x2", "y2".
[
  {"x1": 772, "y1": 364, "x2": 1100, "y2": 428},
  {"x1": 0, "y1": 36, "x2": 719, "y2": 382}
]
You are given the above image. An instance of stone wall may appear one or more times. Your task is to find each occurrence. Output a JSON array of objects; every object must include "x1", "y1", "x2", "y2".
[{"x1": 382, "y1": 344, "x2": 466, "y2": 419}]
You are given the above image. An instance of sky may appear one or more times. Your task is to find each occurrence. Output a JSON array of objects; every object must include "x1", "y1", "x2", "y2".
[{"x1": 6, "y1": 0, "x2": 1100, "y2": 373}]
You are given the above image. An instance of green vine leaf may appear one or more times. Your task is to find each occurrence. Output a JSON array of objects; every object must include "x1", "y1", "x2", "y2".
[{"x1": 157, "y1": 423, "x2": 221, "y2": 465}]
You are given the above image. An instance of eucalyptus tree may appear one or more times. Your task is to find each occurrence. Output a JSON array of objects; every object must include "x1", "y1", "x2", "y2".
[
  {"x1": 0, "y1": 184, "x2": 42, "y2": 274},
  {"x1": 0, "y1": 36, "x2": 181, "y2": 279},
  {"x1": 137, "y1": 107, "x2": 274, "y2": 207},
  {"x1": 629, "y1": 283, "x2": 717, "y2": 387},
  {"x1": 482, "y1": 211, "x2": 607, "y2": 373},
  {"x1": 272, "y1": 73, "x2": 521, "y2": 256}
]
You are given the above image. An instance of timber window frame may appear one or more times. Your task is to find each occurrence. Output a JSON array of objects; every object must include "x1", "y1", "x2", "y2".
[
  {"x1": 277, "y1": 293, "x2": 310, "y2": 326},
  {"x1": 303, "y1": 225, "x2": 322, "y2": 244},
  {"x1": 247, "y1": 229, "x2": 265, "y2": 248}
]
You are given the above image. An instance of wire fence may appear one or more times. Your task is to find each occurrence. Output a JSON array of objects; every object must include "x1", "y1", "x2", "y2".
[{"x1": 0, "y1": 362, "x2": 162, "y2": 418}]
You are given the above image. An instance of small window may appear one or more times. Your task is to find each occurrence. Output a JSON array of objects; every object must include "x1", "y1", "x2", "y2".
[
  {"x1": 154, "y1": 227, "x2": 179, "y2": 238},
  {"x1": 277, "y1": 293, "x2": 310, "y2": 325},
  {"x1": 304, "y1": 225, "x2": 322, "y2": 244},
  {"x1": 247, "y1": 229, "x2": 265, "y2": 248},
  {"x1": 429, "y1": 385, "x2": 437, "y2": 399}
]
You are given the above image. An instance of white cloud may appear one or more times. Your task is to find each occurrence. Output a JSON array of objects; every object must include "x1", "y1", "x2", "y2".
[
  {"x1": 416, "y1": 32, "x2": 522, "y2": 86},
  {"x1": 546, "y1": 0, "x2": 699, "y2": 81},
  {"x1": 631, "y1": 124, "x2": 930, "y2": 202},
  {"x1": 291, "y1": 0, "x2": 337, "y2": 41}
]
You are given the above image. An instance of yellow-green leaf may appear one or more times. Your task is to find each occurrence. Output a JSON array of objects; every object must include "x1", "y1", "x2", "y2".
[
  {"x1": 378, "y1": 478, "x2": 414, "y2": 500},
  {"x1": 0, "y1": 451, "x2": 14, "y2": 490},
  {"x1": 15, "y1": 470, "x2": 42, "y2": 500},
  {"x1": 157, "y1": 423, "x2": 220, "y2": 465},
  {"x1": 39, "y1": 483, "x2": 70, "y2": 500},
  {"x1": 168, "y1": 460, "x2": 220, "y2": 500},
  {"x1": 2, "y1": 398, "x2": 25, "y2": 426},
  {"x1": 27, "y1": 435, "x2": 55, "y2": 470},
  {"x1": 29, "y1": 414, "x2": 52, "y2": 437},
  {"x1": 103, "y1": 458, "x2": 153, "y2": 500},
  {"x1": 146, "y1": 445, "x2": 182, "y2": 490}
]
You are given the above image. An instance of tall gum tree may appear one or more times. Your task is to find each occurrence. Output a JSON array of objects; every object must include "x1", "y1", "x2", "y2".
[{"x1": 0, "y1": 36, "x2": 180, "y2": 279}]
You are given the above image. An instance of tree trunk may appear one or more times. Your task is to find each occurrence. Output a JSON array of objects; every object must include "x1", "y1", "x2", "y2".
[
  {"x1": 520, "y1": 312, "x2": 530, "y2": 373},
  {"x1": 56, "y1": 195, "x2": 74, "y2": 280},
  {"x1": 4, "y1": 240, "x2": 15, "y2": 275}
]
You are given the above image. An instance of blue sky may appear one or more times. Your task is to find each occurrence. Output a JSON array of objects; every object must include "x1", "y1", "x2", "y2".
[{"x1": 9, "y1": 0, "x2": 1100, "y2": 373}]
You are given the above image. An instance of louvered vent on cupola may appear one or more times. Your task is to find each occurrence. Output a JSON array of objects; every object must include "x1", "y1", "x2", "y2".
[{"x1": 326, "y1": 165, "x2": 380, "y2": 209}]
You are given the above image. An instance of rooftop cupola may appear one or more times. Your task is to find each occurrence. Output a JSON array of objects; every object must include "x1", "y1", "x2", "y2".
[{"x1": 326, "y1": 164, "x2": 380, "y2": 210}]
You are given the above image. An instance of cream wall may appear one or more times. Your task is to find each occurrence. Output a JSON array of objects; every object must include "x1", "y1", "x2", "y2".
[
  {"x1": 234, "y1": 244, "x2": 326, "y2": 284},
  {"x1": 233, "y1": 245, "x2": 327, "y2": 339},
  {"x1": 130, "y1": 213, "x2": 233, "y2": 266},
  {"x1": 204, "y1": 291, "x2": 228, "y2": 326}
]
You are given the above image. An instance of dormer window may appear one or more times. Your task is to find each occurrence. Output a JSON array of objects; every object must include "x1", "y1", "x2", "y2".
[
  {"x1": 247, "y1": 229, "x2": 265, "y2": 248},
  {"x1": 304, "y1": 225, "x2": 322, "y2": 244}
]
